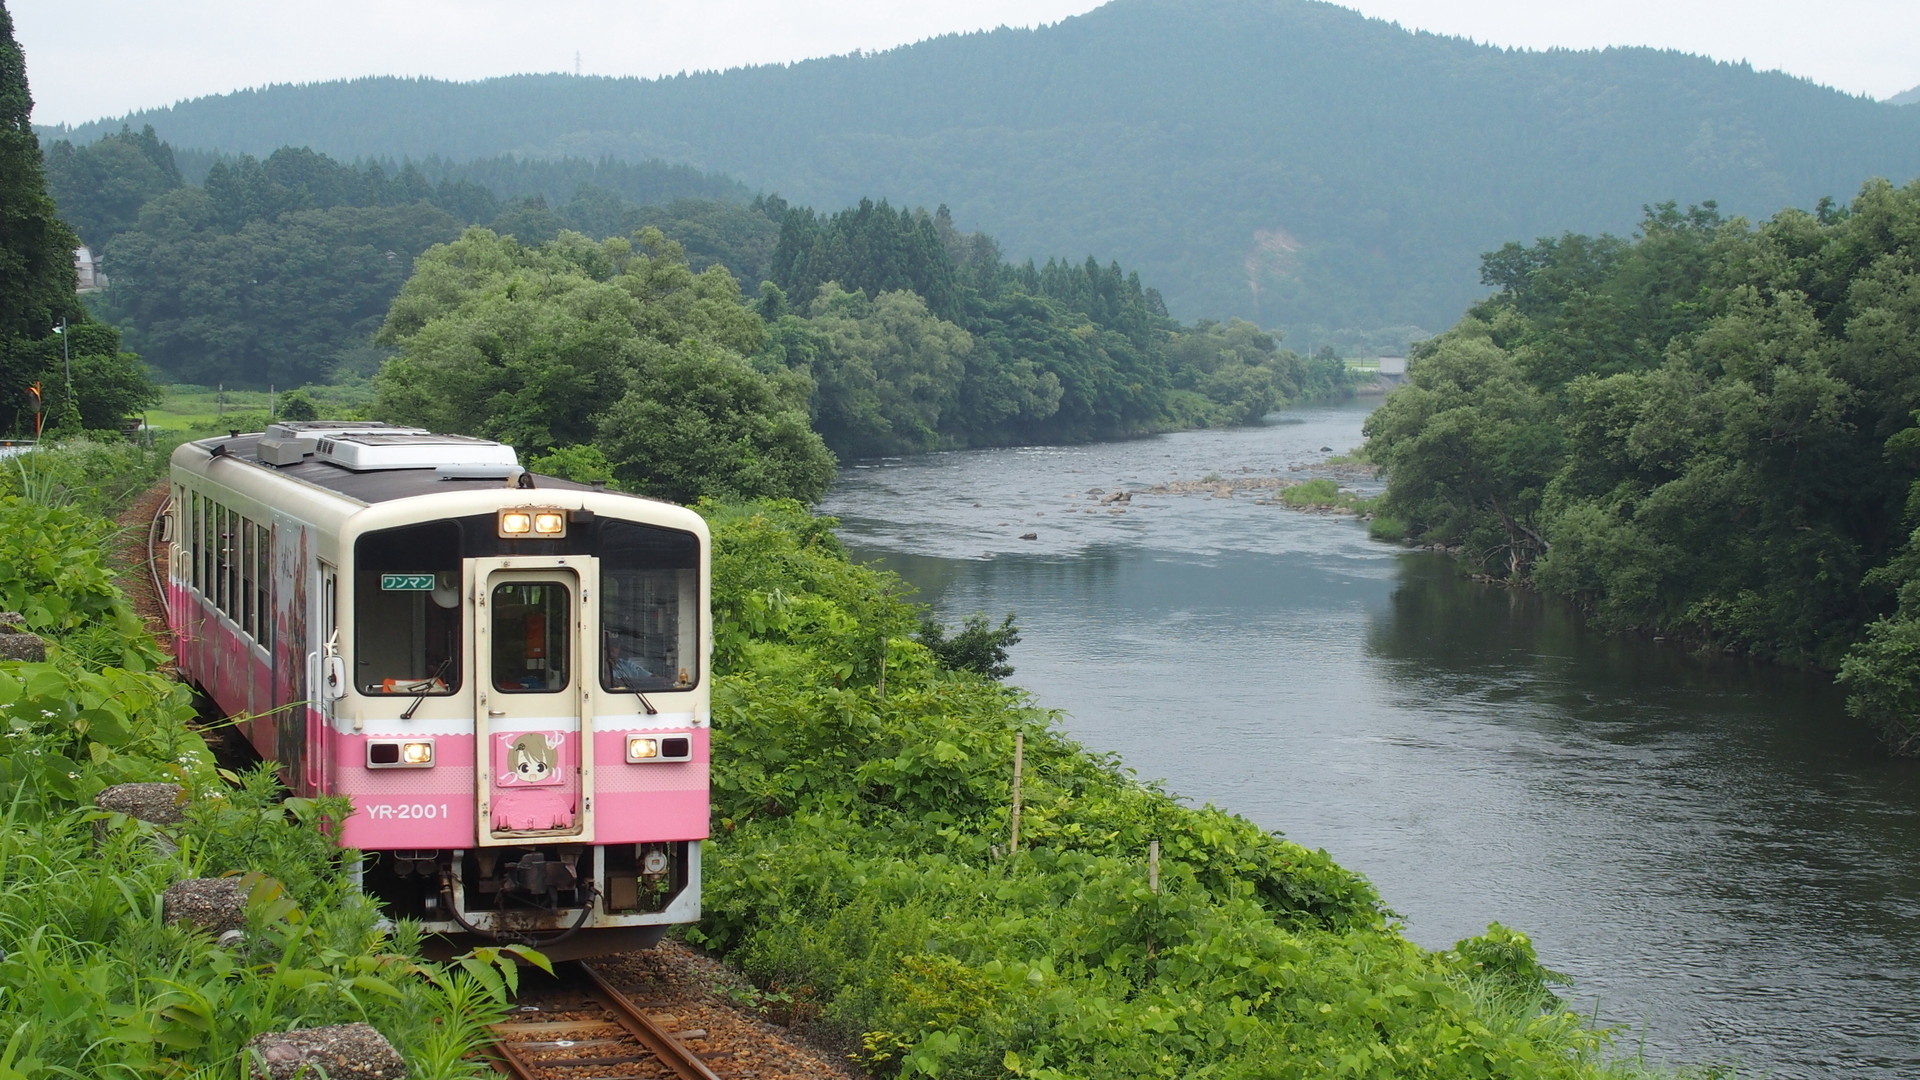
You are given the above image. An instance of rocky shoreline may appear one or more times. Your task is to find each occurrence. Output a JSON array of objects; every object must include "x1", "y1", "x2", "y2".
[{"x1": 1061, "y1": 460, "x2": 1383, "y2": 519}]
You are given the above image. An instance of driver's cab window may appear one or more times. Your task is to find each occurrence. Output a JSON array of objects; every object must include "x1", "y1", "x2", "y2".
[
  {"x1": 599, "y1": 521, "x2": 700, "y2": 692},
  {"x1": 491, "y1": 582, "x2": 571, "y2": 693},
  {"x1": 353, "y1": 522, "x2": 462, "y2": 695}
]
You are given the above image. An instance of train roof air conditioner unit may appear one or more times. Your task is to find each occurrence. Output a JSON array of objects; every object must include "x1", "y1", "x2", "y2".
[
  {"x1": 257, "y1": 421, "x2": 431, "y2": 466},
  {"x1": 312, "y1": 432, "x2": 521, "y2": 473}
]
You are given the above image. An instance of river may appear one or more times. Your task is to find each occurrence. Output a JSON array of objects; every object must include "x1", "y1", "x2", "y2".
[{"x1": 819, "y1": 399, "x2": 1920, "y2": 1079}]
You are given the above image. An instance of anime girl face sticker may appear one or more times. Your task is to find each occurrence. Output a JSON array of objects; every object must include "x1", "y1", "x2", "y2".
[
  {"x1": 498, "y1": 731, "x2": 564, "y2": 785},
  {"x1": 492, "y1": 729, "x2": 577, "y2": 832}
]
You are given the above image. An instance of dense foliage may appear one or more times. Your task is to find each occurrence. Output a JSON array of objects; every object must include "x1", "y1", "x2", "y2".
[
  {"x1": 83, "y1": 147, "x2": 482, "y2": 386},
  {"x1": 46, "y1": 0, "x2": 1920, "y2": 339},
  {"x1": 1362, "y1": 181, "x2": 1920, "y2": 753},
  {"x1": 694, "y1": 500, "x2": 1683, "y2": 1078},
  {"x1": 355, "y1": 188, "x2": 1336, "y2": 493},
  {"x1": 760, "y1": 197, "x2": 1338, "y2": 453},
  {"x1": 372, "y1": 226, "x2": 835, "y2": 502},
  {"x1": 0, "y1": 319, "x2": 158, "y2": 437},
  {"x1": 43, "y1": 124, "x2": 183, "y2": 251},
  {"x1": 55, "y1": 135, "x2": 752, "y2": 390},
  {"x1": 58, "y1": 129, "x2": 1342, "y2": 451},
  {"x1": 0, "y1": 447, "x2": 523, "y2": 1079}
]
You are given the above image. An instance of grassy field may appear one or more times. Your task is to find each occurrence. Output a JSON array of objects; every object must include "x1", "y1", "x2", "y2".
[{"x1": 147, "y1": 383, "x2": 376, "y2": 433}]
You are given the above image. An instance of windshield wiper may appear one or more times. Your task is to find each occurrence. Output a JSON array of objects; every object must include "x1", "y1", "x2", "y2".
[
  {"x1": 611, "y1": 683, "x2": 658, "y2": 716},
  {"x1": 402, "y1": 656, "x2": 453, "y2": 721}
]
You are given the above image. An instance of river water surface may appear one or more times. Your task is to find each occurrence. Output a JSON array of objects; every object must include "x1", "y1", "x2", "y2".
[{"x1": 821, "y1": 400, "x2": 1920, "y2": 1079}]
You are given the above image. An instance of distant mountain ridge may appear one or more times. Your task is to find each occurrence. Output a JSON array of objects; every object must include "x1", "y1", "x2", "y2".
[
  {"x1": 1890, "y1": 84, "x2": 1920, "y2": 106},
  {"x1": 47, "y1": 0, "x2": 1920, "y2": 336}
]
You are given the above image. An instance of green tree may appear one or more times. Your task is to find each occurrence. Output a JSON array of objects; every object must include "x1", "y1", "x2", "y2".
[
  {"x1": 100, "y1": 196, "x2": 463, "y2": 386},
  {"x1": 798, "y1": 284, "x2": 971, "y2": 457},
  {"x1": 53, "y1": 322, "x2": 157, "y2": 432},
  {"x1": 597, "y1": 341, "x2": 834, "y2": 503},
  {"x1": 376, "y1": 226, "x2": 834, "y2": 503},
  {"x1": 276, "y1": 388, "x2": 319, "y2": 421},
  {"x1": 1364, "y1": 321, "x2": 1562, "y2": 577},
  {"x1": 1367, "y1": 182, "x2": 1920, "y2": 751},
  {"x1": 0, "y1": 0, "x2": 81, "y2": 428},
  {"x1": 914, "y1": 611, "x2": 1021, "y2": 679},
  {"x1": 43, "y1": 125, "x2": 182, "y2": 250}
]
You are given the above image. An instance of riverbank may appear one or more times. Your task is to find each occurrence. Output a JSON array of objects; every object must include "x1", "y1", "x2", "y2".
[{"x1": 823, "y1": 402, "x2": 1920, "y2": 1079}]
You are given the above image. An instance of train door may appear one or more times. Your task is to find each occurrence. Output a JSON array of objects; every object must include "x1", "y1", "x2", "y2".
[
  {"x1": 471, "y1": 558, "x2": 597, "y2": 845},
  {"x1": 271, "y1": 514, "x2": 317, "y2": 792},
  {"x1": 308, "y1": 563, "x2": 338, "y2": 795}
]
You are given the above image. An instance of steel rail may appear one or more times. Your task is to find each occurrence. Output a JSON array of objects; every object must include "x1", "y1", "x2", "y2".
[
  {"x1": 483, "y1": 960, "x2": 722, "y2": 1080},
  {"x1": 580, "y1": 962, "x2": 723, "y2": 1080},
  {"x1": 147, "y1": 491, "x2": 171, "y2": 623}
]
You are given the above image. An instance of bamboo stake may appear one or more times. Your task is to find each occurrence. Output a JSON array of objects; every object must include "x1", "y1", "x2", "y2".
[
  {"x1": 1149, "y1": 839, "x2": 1160, "y2": 894},
  {"x1": 1010, "y1": 731, "x2": 1024, "y2": 854}
]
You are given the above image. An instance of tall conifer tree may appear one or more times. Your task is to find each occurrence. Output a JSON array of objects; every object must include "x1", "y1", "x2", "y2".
[{"x1": 0, "y1": 0, "x2": 78, "y2": 341}]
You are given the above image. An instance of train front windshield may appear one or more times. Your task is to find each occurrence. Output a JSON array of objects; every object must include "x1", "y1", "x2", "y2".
[
  {"x1": 354, "y1": 521, "x2": 463, "y2": 695},
  {"x1": 352, "y1": 514, "x2": 701, "y2": 697},
  {"x1": 597, "y1": 520, "x2": 700, "y2": 691}
]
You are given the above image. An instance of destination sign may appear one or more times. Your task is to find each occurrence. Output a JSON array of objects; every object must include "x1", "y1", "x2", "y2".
[{"x1": 380, "y1": 574, "x2": 435, "y2": 591}]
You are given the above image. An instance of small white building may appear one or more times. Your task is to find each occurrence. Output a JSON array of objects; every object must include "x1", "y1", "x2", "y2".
[
  {"x1": 74, "y1": 246, "x2": 107, "y2": 291},
  {"x1": 1378, "y1": 356, "x2": 1408, "y2": 383}
]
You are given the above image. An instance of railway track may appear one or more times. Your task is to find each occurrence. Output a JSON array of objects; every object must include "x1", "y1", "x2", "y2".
[{"x1": 483, "y1": 961, "x2": 725, "y2": 1080}]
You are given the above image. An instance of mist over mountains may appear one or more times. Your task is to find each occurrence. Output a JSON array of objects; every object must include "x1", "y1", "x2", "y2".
[{"x1": 49, "y1": 0, "x2": 1920, "y2": 340}]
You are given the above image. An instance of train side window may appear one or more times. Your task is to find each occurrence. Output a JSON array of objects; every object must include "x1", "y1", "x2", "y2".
[
  {"x1": 207, "y1": 502, "x2": 218, "y2": 610},
  {"x1": 224, "y1": 507, "x2": 238, "y2": 620},
  {"x1": 189, "y1": 492, "x2": 201, "y2": 592},
  {"x1": 199, "y1": 496, "x2": 212, "y2": 596},
  {"x1": 215, "y1": 505, "x2": 230, "y2": 617},
  {"x1": 254, "y1": 522, "x2": 272, "y2": 651},
  {"x1": 353, "y1": 522, "x2": 461, "y2": 695},
  {"x1": 231, "y1": 510, "x2": 243, "y2": 623},
  {"x1": 239, "y1": 516, "x2": 255, "y2": 639},
  {"x1": 598, "y1": 521, "x2": 700, "y2": 691}
]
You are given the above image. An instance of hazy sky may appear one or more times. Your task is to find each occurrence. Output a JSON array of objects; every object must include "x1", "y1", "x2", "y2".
[{"x1": 12, "y1": 0, "x2": 1919, "y2": 129}]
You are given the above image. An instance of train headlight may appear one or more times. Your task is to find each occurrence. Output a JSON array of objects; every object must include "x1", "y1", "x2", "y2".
[
  {"x1": 498, "y1": 508, "x2": 568, "y2": 538},
  {"x1": 626, "y1": 735, "x2": 692, "y2": 763},
  {"x1": 368, "y1": 739, "x2": 435, "y2": 768}
]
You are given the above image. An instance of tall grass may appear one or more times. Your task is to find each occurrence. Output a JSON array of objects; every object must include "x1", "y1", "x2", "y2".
[
  {"x1": 0, "y1": 438, "x2": 171, "y2": 519},
  {"x1": 0, "y1": 477, "x2": 517, "y2": 1078}
]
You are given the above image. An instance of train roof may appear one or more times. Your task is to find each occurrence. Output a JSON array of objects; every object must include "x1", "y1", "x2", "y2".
[{"x1": 179, "y1": 422, "x2": 604, "y2": 506}]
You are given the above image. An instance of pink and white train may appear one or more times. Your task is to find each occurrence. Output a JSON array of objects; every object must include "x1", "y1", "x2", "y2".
[{"x1": 167, "y1": 421, "x2": 708, "y2": 955}]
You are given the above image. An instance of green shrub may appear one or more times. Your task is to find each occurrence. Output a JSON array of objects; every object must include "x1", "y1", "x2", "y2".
[
  {"x1": 1281, "y1": 477, "x2": 1370, "y2": 511},
  {"x1": 0, "y1": 496, "x2": 166, "y2": 670},
  {"x1": 1369, "y1": 514, "x2": 1409, "y2": 542}
]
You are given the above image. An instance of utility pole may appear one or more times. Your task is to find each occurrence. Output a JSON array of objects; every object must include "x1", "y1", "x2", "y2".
[
  {"x1": 49, "y1": 318, "x2": 73, "y2": 433},
  {"x1": 57, "y1": 316, "x2": 71, "y2": 393}
]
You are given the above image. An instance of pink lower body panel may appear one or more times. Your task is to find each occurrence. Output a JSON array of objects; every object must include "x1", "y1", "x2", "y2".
[
  {"x1": 328, "y1": 728, "x2": 709, "y2": 850},
  {"x1": 591, "y1": 728, "x2": 711, "y2": 844},
  {"x1": 169, "y1": 586, "x2": 274, "y2": 756},
  {"x1": 331, "y1": 732, "x2": 480, "y2": 849}
]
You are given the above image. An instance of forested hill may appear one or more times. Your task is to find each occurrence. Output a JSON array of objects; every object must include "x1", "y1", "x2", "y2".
[{"x1": 45, "y1": 0, "x2": 1920, "y2": 337}]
